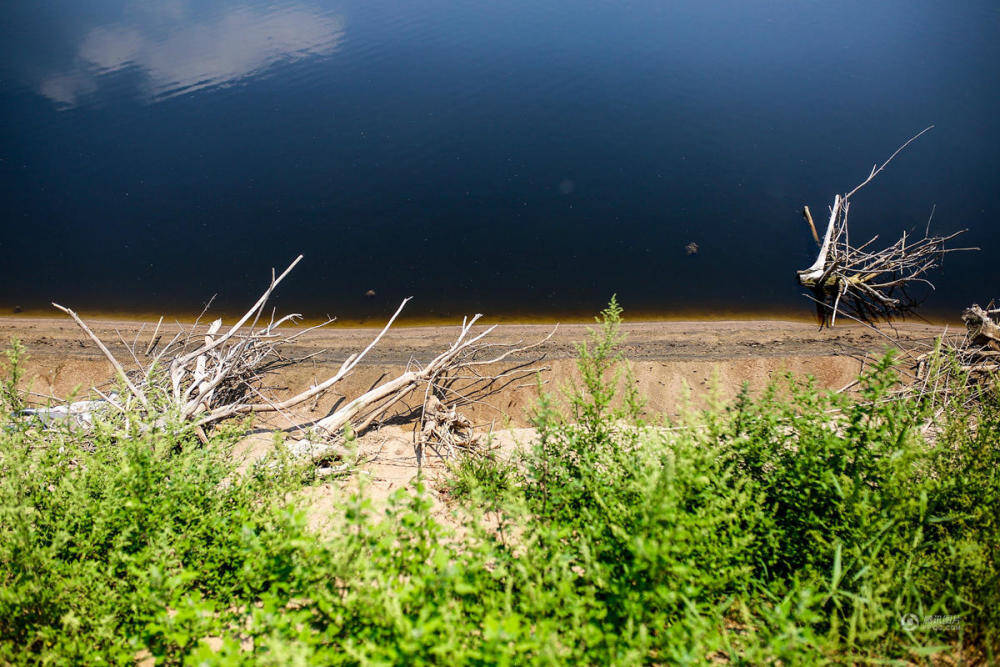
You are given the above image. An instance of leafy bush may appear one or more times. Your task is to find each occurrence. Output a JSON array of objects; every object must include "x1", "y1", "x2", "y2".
[
  {"x1": 515, "y1": 298, "x2": 761, "y2": 659},
  {"x1": 0, "y1": 344, "x2": 312, "y2": 662},
  {"x1": 444, "y1": 449, "x2": 515, "y2": 511},
  {"x1": 724, "y1": 352, "x2": 999, "y2": 659},
  {"x1": 1, "y1": 306, "x2": 997, "y2": 664}
]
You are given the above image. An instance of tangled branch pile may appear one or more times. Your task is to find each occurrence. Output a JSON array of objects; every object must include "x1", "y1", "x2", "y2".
[
  {"x1": 418, "y1": 395, "x2": 487, "y2": 460},
  {"x1": 797, "y1": 127, "x2": 977, "y2": 326},
  {"x1": 908, "y1": 302, "x2": 1000, "y2": 417},
  {"x1": 963, "y1": 303, "x2": 1000, "y2": 353},
  {"x1": 53, "y1": 256, "x2": 330, "y2": 437},
  {"x1": 48, "y1": 255, "x2": 553, "y2": 464}
]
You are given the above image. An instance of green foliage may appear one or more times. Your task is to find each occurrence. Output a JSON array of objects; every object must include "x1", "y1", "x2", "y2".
[
  {"x1": 721, "y1": 352, "x2": 1000, "y2": 660},
  {"x1": 1, "y1": 304, "x2": 997, "y2": 664},
  {"x1": 2, "y1": 338, "x2": 27, "y2": 412},
  {"x1": 517, "y1": 301, "x2": 760, "y2": 660},
  {"x1": 0, "y1": 402, "x2": 309, "y2": 663},
  {"x1": 444, "y1": 449, "x2": 515, "y2": 510},
  {"x1": 522, "y1": 296, "x2": 646, "y2": 527}
]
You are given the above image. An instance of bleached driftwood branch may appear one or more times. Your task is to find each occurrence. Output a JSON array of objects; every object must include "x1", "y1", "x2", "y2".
[
  {"x1": 52, "y1": 255, "x2": 554, "y2": 465},
  {"x1": 291, "y1": 314, "x2": 554, "y2": 464},
  {"x1": 797, "y1": 126, "x2": 978, "y2": 326},
  {"x1": 962, "y1": 304, "x2": 1000, "y2": 351}
]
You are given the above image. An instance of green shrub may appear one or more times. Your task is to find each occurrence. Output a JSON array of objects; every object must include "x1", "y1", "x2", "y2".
[
  {"x1": 513, "y1": 299, "x2": 760, "y2": 659},
  {"x1": 1, "y1": 308, "x2": 997, "y2": 664},
  {"x1": 444, "y1": 449, "x2": 515, "y2": 511},
  {"x1": 1, "y1": 339, "x2": 26, "y2": 412},
  {"x1": 725, "y1": 351, "x2": 1000, "y2": 659},
  {"x1": 0, "y1": 357, "x2": 312, "y2": 662}
]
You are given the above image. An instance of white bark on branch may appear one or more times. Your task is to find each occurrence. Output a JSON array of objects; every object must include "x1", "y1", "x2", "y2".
[
  {"x1": 796, "y1": 127, "x2": 977, "y2": 326},
  {"x1": 53, "y1": 256, "x2": 555, "y2": 467}
]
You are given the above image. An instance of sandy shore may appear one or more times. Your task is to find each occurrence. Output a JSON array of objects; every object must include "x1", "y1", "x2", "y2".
[
  {"x1": 1, "y1": 313, "x2": 950, "y2": 514},
  {"x1": 1, "y1": 314, "x2": 946, "y2": 420}
]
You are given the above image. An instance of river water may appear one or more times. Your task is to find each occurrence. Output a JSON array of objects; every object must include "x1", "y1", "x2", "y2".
[{"x1": 1, "y1": 1, "x2": 996, "y2": 322}]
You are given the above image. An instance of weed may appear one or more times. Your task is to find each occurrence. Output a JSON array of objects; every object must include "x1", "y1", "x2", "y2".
[{"x1": 1, "y1": 304, "x2": 997, "y2": 663}]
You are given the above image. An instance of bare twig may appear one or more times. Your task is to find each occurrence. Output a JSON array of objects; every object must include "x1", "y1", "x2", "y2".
[
  {"x1": 52, "y1": 256, "x2": 556, "y2": 469},
  {"x1": 797, "y1": 128, "x2": 977, "y2": 326}
]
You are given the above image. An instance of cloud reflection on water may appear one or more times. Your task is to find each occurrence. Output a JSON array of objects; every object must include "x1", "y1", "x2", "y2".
[{"x1": 39, "y1": 2, "x2": 345, "y2": 107}]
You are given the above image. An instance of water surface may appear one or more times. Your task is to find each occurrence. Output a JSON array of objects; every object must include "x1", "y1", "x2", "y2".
[{"x1": 1, "y1": 1, "x2": 997, "y2": 323}]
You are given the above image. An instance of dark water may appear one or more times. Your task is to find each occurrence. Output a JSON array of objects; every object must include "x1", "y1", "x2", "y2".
[{"x1": 1, "y1": 1, "x2": 997, "y2": 323}]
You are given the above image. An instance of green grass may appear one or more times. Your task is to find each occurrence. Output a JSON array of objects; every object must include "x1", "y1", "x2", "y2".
[{"x1": 1, "y1": 303, "x2": 998, "y2": 664}]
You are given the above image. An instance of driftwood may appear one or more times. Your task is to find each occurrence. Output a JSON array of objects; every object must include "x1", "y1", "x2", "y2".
[
  {"x1": 418, "y1": 395, "x2": 491, "y2": 458},
  {"x1": 51, "y1": 256, "x2": 554, "y2": 465},
  {"x1": 962, "y1": 304, "x2": 1000, "y2": 351},
  {"x1": 16, "y1": 398, "x2": 112, "y2": 429},
  {"x1": 829, "y1": 301, "x2": 997, "y2": 438},
  {"x1": 289, "y1": 310, "x2": 553, "y2": 464},
  {"x1": 906, "y1": 301, "x2": 999, "y2": 420},
  {"x1": 797, "y1": 126, "x2": 977, "y2": 326}
]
